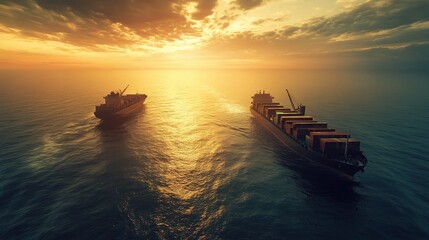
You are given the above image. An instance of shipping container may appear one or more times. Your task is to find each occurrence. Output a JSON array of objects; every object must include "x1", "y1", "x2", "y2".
[
  {"x1": 279, "y1": 116, "x2": 313, "y2": 128},
  {"x1": 258, "y1": 103, "x2": 281, "y2": 113},
  {"x1": 289, "y1": 122, "x2": 328, "y2": 136},
  {"x1": 256, "y1": 102, "x2": 279, "y2": 112},
  {"x1": 264, "y1": 107, "x2": 287, "y2": 118},
  {"x1": 310, "y1": 132, "x2": 350, "y2": 150},
  {"x1": 276, "y1": 112, "x2": 304, "y2": 124},
  {"x1": 262, "y1": 105, "x2": 284, "y2": 114},
  {"x1": 283, "y1": 120, "x2": 317, "y2": 134},
  {"x1": 266, "y1": 108, "x2": 291, "y2": 119},
  {"x1": 258, "y1": 102, "x2": 280, "y2": 108},
  {"x1": 258, "y1": 104, "x2": 279, "y2": 112},
  {"x1": 293, "y1": 128, "x2": 335, "y2": 141},
  {"x1": 320, "y1": 138, "x2": 360, "y2": 157}
]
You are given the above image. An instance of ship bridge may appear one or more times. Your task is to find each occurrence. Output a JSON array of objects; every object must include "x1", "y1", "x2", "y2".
[
  {"x1": 251, "y1": 91, "x2": 274, "y2": 108},
  {"x1": 104, "y1": 92, "x2": 124, "y2": 107}
]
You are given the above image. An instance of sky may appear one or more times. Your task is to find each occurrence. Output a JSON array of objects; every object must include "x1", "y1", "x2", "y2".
[{"x1": 0, "y1": 0, "x2": 428, "y2": 70}]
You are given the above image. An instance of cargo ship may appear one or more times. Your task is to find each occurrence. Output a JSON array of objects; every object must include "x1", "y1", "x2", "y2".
[
  {"x1": 251, "y1": 90, "x2": 367, "y2": 178},
  {"x1": 94, "y1": 85, "x2": 147, "y2": 120}
]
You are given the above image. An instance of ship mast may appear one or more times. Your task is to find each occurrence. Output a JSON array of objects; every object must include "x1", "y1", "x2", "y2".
[
  {"x1": 286, "y1": 89, "x2": 296, "y2": 111},
  {"x1": 120, "y1": 85, "x2": 129, "y2": 95}
]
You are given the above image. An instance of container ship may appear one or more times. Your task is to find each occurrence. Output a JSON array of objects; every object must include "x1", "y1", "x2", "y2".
[
  {"x1": 94, "y1": 85, "x2": 147, "y2": 120},
  {"x1": 251, "y1": 90, "x2": 367, "y2": 177}
]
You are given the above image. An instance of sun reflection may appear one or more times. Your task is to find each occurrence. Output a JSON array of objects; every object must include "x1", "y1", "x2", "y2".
[{"x1": 152, "y1": 80, "x2": 222, "y2": 201}]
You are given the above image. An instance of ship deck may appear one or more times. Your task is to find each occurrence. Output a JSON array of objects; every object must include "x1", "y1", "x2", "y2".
[{"x1": 250, "y1": 106, "x2": 363, "y2": 179}]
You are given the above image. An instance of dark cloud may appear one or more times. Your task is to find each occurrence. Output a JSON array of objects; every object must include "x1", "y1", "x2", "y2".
[
  {"x1": 302, "y1": 0, "x2": 429, "y2": 36},
  {"x1": 235, "y1": 0, "x2": 266, "y2": 10},
  {"x1": 282, "y1": 26, "x2": 299, "y2": 37},
  {"x1": 203, "y1": 0, "x2": 429, "y2": 70},
  {"x1": 252, "y1": 17, "x2": 284, "y2": 25},
  {"x1": 34, "y1": 0, "x2": 188, "y2": 29},
  {"x1": 192, "y1": 0, "x2": 218, "y2": 20},
  {"x1": 0, "y1": 0, "x2": 218, "y2": 47}
]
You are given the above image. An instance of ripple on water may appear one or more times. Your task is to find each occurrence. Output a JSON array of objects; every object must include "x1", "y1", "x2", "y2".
[{"x1": 1, "y1": 71, "x2": 429, "y2": 239}]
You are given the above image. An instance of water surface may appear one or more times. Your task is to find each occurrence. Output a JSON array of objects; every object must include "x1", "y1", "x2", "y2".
[{"x1": 0, "y1": 69, "x2": 428, "y2": 239}]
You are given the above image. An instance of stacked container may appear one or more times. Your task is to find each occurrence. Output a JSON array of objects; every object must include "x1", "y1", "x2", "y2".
[
  {"x1": 284, "y1": 121, "x2": 319, "y2": 135},
  {"x1": 287, "y1": 122, "x2": 328, "y2": 135},
  {"x1": 258, "y1": 103, "x2": 281, "y2": 113},
  {"x1": 320, "y1": 138, "x2": 361, "y2": 157},
  {"x1": 266, "y1": 108, "x2": 291, "y2": 119},
  {"x1": 294, "y1": 128, "x2": 335, "y2": 141},
  {"x1": 276, "y1": 113, "x2": 304, "y2": 125},
  {"x1": 310, "y1": 132, "x2": 350, "y2": 150}
]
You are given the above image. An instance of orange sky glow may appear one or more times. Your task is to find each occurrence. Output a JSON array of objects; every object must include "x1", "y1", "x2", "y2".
[{"x1": 0, "y1": 0, "x2": 427, "y2": 69}]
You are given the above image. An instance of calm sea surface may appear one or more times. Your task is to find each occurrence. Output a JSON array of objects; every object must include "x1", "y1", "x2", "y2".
[{"x1": 0, "y1": 69, "x2": 428, "y2": 239}]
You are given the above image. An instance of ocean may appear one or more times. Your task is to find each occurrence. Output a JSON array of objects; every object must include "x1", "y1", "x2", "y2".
[{"x1": 0, "y1": 69, "x2": 428, "y2": 239}]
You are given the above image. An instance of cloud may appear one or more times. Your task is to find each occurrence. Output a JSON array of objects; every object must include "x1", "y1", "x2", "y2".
[
  {"x1": 302, "y1": 0, "x2": 429, "y2": 36},
  {"x1": 234, "y1": 0, "x2": 267, "y2": 10},
  {"x1": 200, "y1": 0, "x2": 429, "y2": 70},
  {"x1": 34, "y1": 0, "x2": 188, "y2": 30},
  {"x1": 192, "y1": 0, "x2": 218, "y2": 20},
  {"x1": 0, "y1": 0, "x2": 427, "y2": 70},
  {"x1": 0, "y1": 0, "x2": 219, "y2": 48},
  {"x1": 252, "y1": 17, "x2": 284, "y2": 25}
]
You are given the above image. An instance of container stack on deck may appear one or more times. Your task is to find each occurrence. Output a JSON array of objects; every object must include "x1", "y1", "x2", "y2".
[
  {"x1": 257, "y1": 103, "x2": 280, "y2": 113},
  {"x1": 286, "y1": 122, "x2": 328, "y2": 136},
  {"x1": 320, "y1": 138, "x2": 361, "y2": 158},
  {"x1": 276, "y1": 112, "x2": 303, "y2": 125},
  {"x1": 266, "y1": 108, "x2": 291, "y2": 120},
  {"x1": 253, "y1": 99, "x2": 362, "y2": 158},
  {"x1": 251, "y1": 91, "x2": 368, "y2": 176},
  {"x1": 261, "y1": 104, "x2": 283, "y2": 115},
  {"x1": 294, "y1": 128, "x2": 335, "y2": 141}
]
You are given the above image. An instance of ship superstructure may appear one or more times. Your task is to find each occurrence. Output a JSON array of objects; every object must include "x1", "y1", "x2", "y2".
[
  {"x1": 94, "y1": 85, "x2": 147, "y2": 120},
  {"x1": 251, "y1": 90, "x2": 367, "y2": 177}
]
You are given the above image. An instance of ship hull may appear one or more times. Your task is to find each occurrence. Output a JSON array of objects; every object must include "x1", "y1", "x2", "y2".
[
  {"x1": 95, "y1": 98, "x2": 145, "y2": 120},
  {"x1": 251, "y1": 107, "x2": 364, "y2": 178}
]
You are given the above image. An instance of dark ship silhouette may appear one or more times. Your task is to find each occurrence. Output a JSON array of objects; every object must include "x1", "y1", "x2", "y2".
[{"x1": 94, "y1": 85, "x2": 147, "y2": 120}]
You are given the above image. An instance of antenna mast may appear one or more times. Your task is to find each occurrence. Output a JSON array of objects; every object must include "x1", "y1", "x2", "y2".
[
  {"x1": 286, "y1": 89, "x2": 296, "y2": 111},
  {"x1": 120, "y1": 85, "x2": 129, "y2": 95}
]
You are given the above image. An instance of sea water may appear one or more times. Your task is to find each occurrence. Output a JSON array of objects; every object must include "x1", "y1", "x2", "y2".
[{"x1": 0, "y1": 69, "x2": 428, "y2": 239}]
